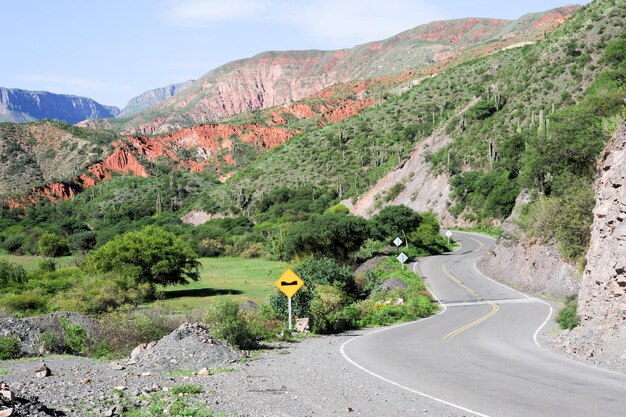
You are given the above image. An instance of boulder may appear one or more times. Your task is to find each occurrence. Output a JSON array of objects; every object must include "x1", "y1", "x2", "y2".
[{"x1": 380, "y1": 278, "x2": 408, "y2": 291}]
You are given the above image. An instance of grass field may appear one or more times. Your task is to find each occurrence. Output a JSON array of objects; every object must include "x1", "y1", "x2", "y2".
[
  {"x1": 154, "y1": 257, "x2": 288, "y2": 312},
  {"x1": 0, "y1": 254, "x2": 76, "y2": 271},
  {"x1": 1, "y1": 254, "x2": 287, "y2": 313}
]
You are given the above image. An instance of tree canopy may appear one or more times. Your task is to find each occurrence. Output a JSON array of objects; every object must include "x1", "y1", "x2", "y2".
[{"x1": 88, "y1": 225, "x2": 200, "y2": 288}]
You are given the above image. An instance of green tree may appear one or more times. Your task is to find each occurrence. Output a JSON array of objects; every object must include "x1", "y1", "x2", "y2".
[
  {"x1": 368, "y1": 205, "x2": 421, "y2": 242},
  {"x1": 88, "y1": 225, "x2": 200, "y2": 291},
  {"x1": 38, "y1": 232, "x2": 70, "y2": 259},
  {"x1": 282, "y1": 214, "x2": 368, "y2": 261}
]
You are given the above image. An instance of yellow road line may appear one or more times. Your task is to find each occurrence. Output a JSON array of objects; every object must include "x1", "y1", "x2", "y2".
[
  {"x1": 442, "y1": 264, "x2": 483, "y2": 300},
  {"x1": 440, "y1": 236, "x2": 498, "y2": 341},
  {"x1": 442, "y1": 302, "x2": 499, "y2": 341}
]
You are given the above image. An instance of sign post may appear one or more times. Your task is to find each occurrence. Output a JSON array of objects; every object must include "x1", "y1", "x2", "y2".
[
  {"x1": 397, "y1": 252, "x2": 408, "y2": 269},
  {"x1": 274, "y1": 269, "x2": 304, "y2": 331},
  {"x1": 445, "y1": 230, "x2": 452, "y2": 245}
]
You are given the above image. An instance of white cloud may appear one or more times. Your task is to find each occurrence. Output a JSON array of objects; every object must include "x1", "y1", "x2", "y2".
[
  {"x1": 282, "y1": 0, "x2": 444, "y2": 46},
  {"x1": 161, "y1": 0, "x2": 269, "y2": 26},
  {"x1": 160, "y1": 0, "x2": 445, "y2": 45}
]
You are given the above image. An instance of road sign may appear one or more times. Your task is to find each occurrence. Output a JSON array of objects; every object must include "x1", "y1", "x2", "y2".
[
  {"x1": 275, "y1": 269, "x2": 304, "y2": 331},
  {"x1": 275, "y1": 269, "x2": 304, "y2": 298},
  {"x1": 397, "y1": 252, "x2": 408, "y2": 264},
  {"x1": 445, "y1": 230, "x2": 452, "y2": 238},
  {"x1": 393, "y1": 237, "x2": 403, "y2": 247}
]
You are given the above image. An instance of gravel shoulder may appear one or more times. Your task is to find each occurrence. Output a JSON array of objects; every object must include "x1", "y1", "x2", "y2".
[{"x1": 0, "y1": 330, "x2": 466, "y2": 417}]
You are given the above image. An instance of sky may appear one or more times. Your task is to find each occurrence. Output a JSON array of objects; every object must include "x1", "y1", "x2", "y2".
[{"x1": 1, "y1": 0, "x2": 588, "y2": 109}]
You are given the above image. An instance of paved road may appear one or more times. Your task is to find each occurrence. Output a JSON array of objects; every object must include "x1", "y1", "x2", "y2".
[{"x1": 341, "y1": 231, "x2": 626, "y2": 417}]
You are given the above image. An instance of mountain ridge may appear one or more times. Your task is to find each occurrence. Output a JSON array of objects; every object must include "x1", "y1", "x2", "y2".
[
  {"x1": 0, "y1": 87, "x2": 119, "y2": 124},
  {"x1": 81, "y1": 6, "x2": 578, "y2": 135}
]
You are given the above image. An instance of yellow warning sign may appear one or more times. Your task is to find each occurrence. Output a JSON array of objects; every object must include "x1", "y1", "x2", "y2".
[{"x1": 274, "y1": 268, "x2": 304, "y2": 298}]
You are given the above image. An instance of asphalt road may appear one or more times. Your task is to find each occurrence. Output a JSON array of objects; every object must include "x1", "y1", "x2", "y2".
[{"x1": 341, "y1": 231, "x2": 626, "y2": 417}]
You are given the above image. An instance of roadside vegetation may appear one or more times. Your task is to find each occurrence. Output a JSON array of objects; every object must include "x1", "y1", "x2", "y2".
[{"x1": 0, "y1": 204, "x2": 449, "y2": 358}]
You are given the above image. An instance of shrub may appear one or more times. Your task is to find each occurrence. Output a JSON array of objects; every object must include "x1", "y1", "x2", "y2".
[
  {"x1": 0, "y1": 290, "x2": 49, "y2": 315},
  {"x1": 557, "y1": 299, "x2": 580, "y2": 330},
  {"x1": 205, "y1": 300, "x2": 258, "y2": 349},
  {"x1": 309, "y1": 285, "x2": 350, "y2": 334},
  {"x1": 0, "y1": 337, "x2": 20, "y2": 360},
  {"x1": 0, "y1": 259, "x2": 28, "y2": 286},
  {"x1": 60, "y1": 317, "x2": 89, "y2": 355}
]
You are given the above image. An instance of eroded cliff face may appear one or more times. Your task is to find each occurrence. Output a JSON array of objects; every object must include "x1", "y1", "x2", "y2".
[
  {"x1": 563, "y1": 123, "x2": 626, "y2": 364},
  {"x1": 479, "y1": 192, "x2": 580, "y2": 299}
]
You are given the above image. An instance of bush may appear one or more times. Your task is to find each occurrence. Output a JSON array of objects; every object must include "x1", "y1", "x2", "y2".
[
  {"x1": 0, "y1": 290, "x2": 49, "y2": 315},
  {"x1": 309, "y1": 285, "x2": 350, "y2": 334},
  {"x1": 205, "y1": 300, "x2": 258, "y2": 349},
  {"x1": 60, "y1": 317, "x2": 89, "y2": 355},
  {"x1": 0, "y1": 336, "x2": 20, "y2": 360},
  {"x1": 0, "y1": 259, "x2": 28, "y2": 287},
  {"x1": 557, "y1": 299, "x2": 580, "y2": 330}
]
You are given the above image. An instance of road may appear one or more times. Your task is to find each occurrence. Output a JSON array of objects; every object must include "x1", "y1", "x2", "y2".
[{"x1": 341, "y1": 231, "x2": 626, "y2": 417}]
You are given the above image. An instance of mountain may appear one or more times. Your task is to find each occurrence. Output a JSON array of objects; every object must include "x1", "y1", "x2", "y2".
[
  {"x1": 0, "y1": 87, "x2": 119, "y2": 124},
  {"x1": 119, "y1": 80, "x2": 195, "y2": 117},
  {"x1": 0, "y1": 120, "x2": 116, "y2": 196},
  {"x1": 82, "y1": 6, "x2": 577, "y2": 135}
]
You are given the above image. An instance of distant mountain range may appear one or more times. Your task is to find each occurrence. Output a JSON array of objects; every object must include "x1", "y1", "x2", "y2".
[
  {"x1": 82, "y1": 6, "x2": 577, "y2": 135},
  {"x1": 0, "y1": 87, "x2": 120, "y2": 124},
  {"x1": 119, "y1": 79, "x2": 196, "y2": 117}
]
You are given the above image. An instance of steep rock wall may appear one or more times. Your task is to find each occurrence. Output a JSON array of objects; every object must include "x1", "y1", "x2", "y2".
[
  {"x1": 564, "y1": 122, "x2": 626, "y2": 364},
  {"x1": 479, "y1": 192, "x2": 580, "y2": 299}
]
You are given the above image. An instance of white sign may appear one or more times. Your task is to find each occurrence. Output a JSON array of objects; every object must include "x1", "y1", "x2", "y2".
[
  {"x1": 393, "y1": 237, "x2": 403, "y2": 247},
  {"x1": 397, "y1": 252, "x2": 408, "y2": 264},
  {"x1": 445, "y1": 230, "x2": 452, "y2": 238}
]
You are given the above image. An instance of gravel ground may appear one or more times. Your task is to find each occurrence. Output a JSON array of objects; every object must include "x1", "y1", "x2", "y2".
[{"x1": 0, "y1": 330, "x2": 468, "y2": 417}]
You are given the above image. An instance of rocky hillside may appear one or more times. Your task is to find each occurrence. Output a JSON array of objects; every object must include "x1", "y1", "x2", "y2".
[
  {"x1": 3, "y1": 79, "x2": 383, "y2": 207},
  {"x1": 83, "y1": 6, "x2": 577, "y2": 135},
  {"x1": 0, "y1": 121, "x2": 115, "y2": 196},
  {"x1": 0, "y1": 87, "x2": 119, "y2": 124},
  {"x1": 119, "y1": 79, "x2": 195, "y2": 117},
  {"x1": 563, "y1": 122, "x2": 626, "y2": 365}
]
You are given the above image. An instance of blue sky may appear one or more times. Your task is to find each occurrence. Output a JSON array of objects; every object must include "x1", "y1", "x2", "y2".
[{"x1": 1, "y1": 0, "x2": 587, "y2": 109}]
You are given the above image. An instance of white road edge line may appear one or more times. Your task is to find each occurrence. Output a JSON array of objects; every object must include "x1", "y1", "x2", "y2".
[
  {"x1": 339, "y1": 239, "x2": 492, "y2": 417},
  {"x1": 456, "y1": 230, "x2": 625, "y2": 377}
]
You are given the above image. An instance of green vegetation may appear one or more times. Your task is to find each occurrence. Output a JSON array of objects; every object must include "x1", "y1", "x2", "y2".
[
  {"x1": 169, "y1": 384, "x2": 204, "y2": 395},
  {"x1": 204, "y1": 300, "x2": 259, "y2": 349},
  {"x1": 557, "y1": 298, "x2": 580, "y2": 330},
  {"x1": 0, "y1": 336, "x2": 20, "y2": 360}
]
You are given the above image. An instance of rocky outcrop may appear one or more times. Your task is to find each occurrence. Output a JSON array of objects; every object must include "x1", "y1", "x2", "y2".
[
  {"x1": 563, "y1": 123, "x2": 626, "y2": 365},
  {"x1": 0, "y1": 87, "x2": 119, "y2": 124},
  {"x1": 479, "y1": 192, "x2": 580, "y2": 299},
  {"x1": 86, "y1": 7, "x2": 577, "y2": 135},
  {"x1": 119, "y1": 80, "x2": 195, "y2": 116},
  {"x1": 346, "y1": 97, "x2": 482, "y2": 227}
]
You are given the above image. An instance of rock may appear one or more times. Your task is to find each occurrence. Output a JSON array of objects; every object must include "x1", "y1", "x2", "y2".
[
  {"x1": 35, "y1": 365, "x2": 51, "y2": 378},
  {"x1": 0, "y1": 388, "x2": 13, "y2": 401},
  {"x1": 241, "y1": 300, "x2": 259, "y2": 313},
  {"x1": 197, "y1": 368, "x2": 211, "y2": 377},
  {"x1": 380, "y1": 278, "x2": 408, "y2": 291},
  {"x1": 112, "y1": 386, "x2": 127, "y2": 392},
  {"x1": 109, "y1": 362, "x2": 125, "y2": 371},
  {"x1": 80, "y1": 379, "x2": 91, "y2": 385},
  {"x1": 104, "y1": 405, "x2": 125, "y2": 417},
  {"x1": 394, "y1": 298, "x2": 405, "y2": 305},
  {"x1": 295, "y1": 318, "x2": 310, "y2": 333},
  {"x1": 0, "y1": 408, "x2": 13, "y2": 417},
  {"x1": 130, "y1": 343, "x2": 147, "y2": 360}
]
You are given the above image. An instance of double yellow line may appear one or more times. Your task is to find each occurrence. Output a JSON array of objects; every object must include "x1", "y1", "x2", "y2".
[{"x1": 440, "y1": 240, "x2": 498, "y2": 342}]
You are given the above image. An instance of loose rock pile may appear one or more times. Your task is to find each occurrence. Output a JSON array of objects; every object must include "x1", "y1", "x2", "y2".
[
  {"x1": 121, "y1": 322, "x2": 239, "y2": 371},
  {"x1": 0, "y1": 383, "x2": 64, "y2": 417}
]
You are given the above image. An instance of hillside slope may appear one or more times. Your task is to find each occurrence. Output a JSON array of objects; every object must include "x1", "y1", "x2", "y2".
[
  {"x1": 82, "y1": 7, "x2": 577, "y2": 135},
  {"x1": 0, "y1": 87, "x2": 119, "y2": 124},
  {"x1": 0, "y1": 121, "x2": 115, "y2": 195}
]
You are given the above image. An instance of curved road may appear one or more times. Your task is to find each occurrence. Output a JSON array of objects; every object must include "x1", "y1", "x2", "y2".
[{"x1": 341, "y1": 231, "x2": 626, "y2": 417}]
